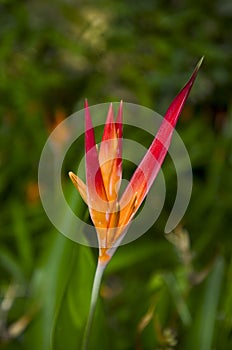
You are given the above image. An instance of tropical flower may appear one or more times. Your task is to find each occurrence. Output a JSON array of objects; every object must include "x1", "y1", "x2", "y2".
[
  {"x1": 69, "y1": 59, "x2": 203, "y2": 349},
  {"x1": 69, "y1": 59, "x2": 203, "y2": 266},
  {"x1": 69, "y1": 60, "x2": 202, "y2": 262}
]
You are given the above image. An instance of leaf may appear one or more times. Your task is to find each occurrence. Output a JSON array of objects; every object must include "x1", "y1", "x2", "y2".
[
  {"x1": 0, "y1": 248, "x2": 25, "y2": 283},
  {"x1": 24, "y1": 233, "x2": 76, "y2": 350},
  {"x1": 187, "y1": 256, "x2": 224, "y2": 350},
  {"x1": 11, "y1": 201, "x2": 33, "y2": 276}
]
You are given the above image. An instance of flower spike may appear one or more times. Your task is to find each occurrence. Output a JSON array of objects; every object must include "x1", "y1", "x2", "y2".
[{"x1": 69, "y1": 59, "x2": 203, "y2": 258}]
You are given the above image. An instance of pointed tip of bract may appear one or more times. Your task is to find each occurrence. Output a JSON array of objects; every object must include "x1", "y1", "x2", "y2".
[
  {"x1": 106, "y1": 103, "x2": 114, "y2": 124},
  {"x1": 84, "y1": 99, "x2": 91, "y2": 125},
  {"x1": 84, "y1": 99, "x2": 89, "y2": 108},
  {"x1": 189, "y1": 56, "x2": 204, "y2": 84},
  {"x1": 84, "y1": 98, "x2": 91, "y2": 125},
  {"x1": 196, "y1": 56, "x2": 204, "y2": 70},
  {"x1": 69, "y1": 171, "x2": 77, "y2": 185},
  {"x1": 163, "y1": 58, "x2": 203, "y2": 128},
  {"x1": 119, "y1": 100, "x2": 123, "y2": 112},
  {"x1": 68, "y1": 171, "x2": 77, "y2": 187},
  {"x1": 116, "y1": 100, "x2": 123, "y2": 125},
  {"x1": 187, "y1": 57, "x2": 203, "y2": 88},
  {"x1": 185, "y1": 57, "x2": 203, "y2": 89},
  {"x1": 84, "y1": 98, "x2": 96, "y2": 153}
]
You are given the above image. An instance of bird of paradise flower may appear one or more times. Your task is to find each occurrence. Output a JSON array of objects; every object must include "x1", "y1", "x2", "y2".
[{"x1": 69, "y1": 58, "x2": 203, "y2": 350}]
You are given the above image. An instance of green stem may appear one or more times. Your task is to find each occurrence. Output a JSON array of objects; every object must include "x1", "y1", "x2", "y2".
[{"x1": 81, "y1": 259, "x2": 106, "y2": 350}]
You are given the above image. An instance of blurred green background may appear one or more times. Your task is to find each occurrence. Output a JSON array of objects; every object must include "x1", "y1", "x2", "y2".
[{"x1": 0, "y1": 0, "x2": 232, "y2": 349}]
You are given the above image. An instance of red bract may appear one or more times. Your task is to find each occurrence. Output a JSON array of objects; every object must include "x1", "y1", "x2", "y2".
[{"x1": 69, "y1": 58, "x2": 203, "y2": 263}]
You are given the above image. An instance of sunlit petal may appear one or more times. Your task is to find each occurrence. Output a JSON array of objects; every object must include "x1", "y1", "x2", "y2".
[
  {"x1": 68, "y1": 171, "x2": 87, "y2": 204},
  {"x1": 99, "y1": 103, "x2": 119, "y2": 201}
]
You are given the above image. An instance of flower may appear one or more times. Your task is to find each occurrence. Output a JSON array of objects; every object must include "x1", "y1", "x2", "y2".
[{"x1": 69, "y1": 58, "x2": 203, "y2": 264}]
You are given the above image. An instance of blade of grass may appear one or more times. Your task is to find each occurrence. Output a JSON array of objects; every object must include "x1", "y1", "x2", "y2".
[{"x1": 187, "y1": 256, "x2": 224, "y2": 350}]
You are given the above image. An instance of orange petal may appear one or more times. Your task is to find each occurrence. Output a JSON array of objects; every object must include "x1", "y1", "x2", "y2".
[
  {"x1": 112, "y1": 192, "x2": 138, "y2": 243},
  {"x1": 69, "y1": 171, "x2": 88, "y2": 204},
  {"x1": 99, "y1": 104, "x2": 118, "y2": 200},
  {"x1": 99, "y1": 103, "x2": 123, "y2": 201}
]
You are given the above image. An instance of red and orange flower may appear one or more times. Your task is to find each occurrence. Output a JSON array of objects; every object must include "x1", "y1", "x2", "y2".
[{"x1": 69, "y1": 59, "x2": 203, "y2": 265}]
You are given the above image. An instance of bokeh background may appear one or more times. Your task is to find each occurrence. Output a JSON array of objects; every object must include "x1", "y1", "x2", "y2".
[{"x1": 0, "y1": 0, "x2": 232, "y2": 349}]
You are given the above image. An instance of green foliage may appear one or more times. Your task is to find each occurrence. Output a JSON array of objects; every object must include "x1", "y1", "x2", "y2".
[{"x1": 1, "y1": 0, "x2": 232, "y2": 349}]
